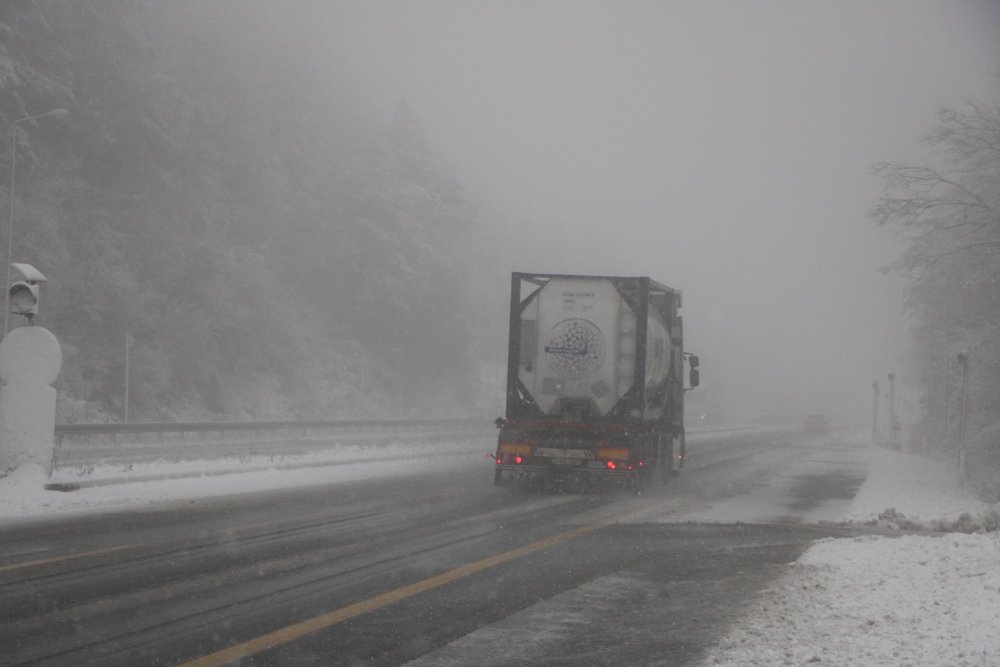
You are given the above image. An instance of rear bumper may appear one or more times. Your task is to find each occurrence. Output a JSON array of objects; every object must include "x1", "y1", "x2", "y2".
[{"x1": 495, "y1": 464, "x2": 638, "y2": 489}]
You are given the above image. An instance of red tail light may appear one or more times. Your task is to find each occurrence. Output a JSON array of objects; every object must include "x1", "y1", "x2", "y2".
[
  {"x1": 606, "y1": 460, "x2": 617, "y2": 470},
  {"x1": 514, "y1": 455, "x2": 523, "y2": 465}
]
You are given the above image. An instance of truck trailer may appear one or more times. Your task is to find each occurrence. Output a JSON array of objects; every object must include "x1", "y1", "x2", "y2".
[{"x1": 493, "y1": 273, "x2": 698, "y2": 491}]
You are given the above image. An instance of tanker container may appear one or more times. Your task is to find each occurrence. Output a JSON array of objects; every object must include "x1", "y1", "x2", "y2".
[{"x1": 494, "y1": 273, "x2": 697, "y2": 491}]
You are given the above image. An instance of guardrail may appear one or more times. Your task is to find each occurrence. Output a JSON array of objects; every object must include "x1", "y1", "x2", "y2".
[
  {"x1": 52, "y1": 419, "x2": 493, "y2": 471},
  {"x1": 48, "y1": 419, "x2": 761, "y2": 478},
  {"x1": 43, "y1": 420, "x2": 763, "y2": 491}
]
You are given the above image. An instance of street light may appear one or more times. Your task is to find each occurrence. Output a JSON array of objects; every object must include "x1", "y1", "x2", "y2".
[
  {"x1": 5, "y1": 108, "x2": 69, "y2": 337},
  {"x1": 887, "y1": 371, "x2": 898, "y2": 449},
  {"x1": 871, "y1": 381, "x2": 879, "y2": 444},
  {"x1": 956, "y1": 350, "x2": 970, "y2": 486}
]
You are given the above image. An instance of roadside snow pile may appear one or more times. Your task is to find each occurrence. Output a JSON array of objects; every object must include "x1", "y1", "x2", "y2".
[
  {"x1": 704, "y1": 533, "x2": 1000, "y2": 666},
  {"x1": 0, "y1": 440, "x2": 485, "y2": 519},
  {"x1": 843, "y1": 444, "x2": 998, "y2": 532},
  {"x1": 872, "y1": 506, "x2": 1000, "y2": 533},
  {"x1": 702, "y1": 441, "x2": 1000, "y2": 667}
]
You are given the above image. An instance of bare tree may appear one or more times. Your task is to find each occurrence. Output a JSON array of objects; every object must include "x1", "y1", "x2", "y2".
[
  {"x1": 872, "y1": 97, "x2": 1000, "y2": 461},
  {"x1": 871, "y1": 100, "x2": 1000, "y2": 273}
]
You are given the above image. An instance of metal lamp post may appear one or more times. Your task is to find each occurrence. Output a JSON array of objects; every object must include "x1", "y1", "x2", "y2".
[
  {"x1": 871, "y1": 381, "x2": 880, "y2": 444},
  {"x1": 956, "y1": 351, "x2": 969, "y2": 486},
  {"x1": 124, "y1": 332, "x2": 134, "y2": 423},
  {"x1": 5, "y1": 108, "x2": 69, "y2": 337},
  {"x1": 887, "y1": 372, "x2": 897, "y2": 448}
]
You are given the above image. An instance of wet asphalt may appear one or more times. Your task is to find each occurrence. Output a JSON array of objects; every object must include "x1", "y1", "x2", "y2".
[{"x1": 0, "y1": 428, "x2": 877, "y2": 666}]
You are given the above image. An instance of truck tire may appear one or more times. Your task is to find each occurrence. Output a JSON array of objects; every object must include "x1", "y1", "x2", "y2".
[
  {"x1": 659, "y1": 436, "x2": 674, "y2": 484},
  {"x1": 632, "y1": 435, "x2": 659, "y2": 494},
  {"x1": 645, "y1": 434, "x2": 671, "y2": 488},
  {"x1": 670, "y1": 430, "x2": 685, "y2": 476}
]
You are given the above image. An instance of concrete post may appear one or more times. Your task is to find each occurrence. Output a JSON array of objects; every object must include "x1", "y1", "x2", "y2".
[{"x1": 0, "y1": 326, "x2": 61, "y2": 474}]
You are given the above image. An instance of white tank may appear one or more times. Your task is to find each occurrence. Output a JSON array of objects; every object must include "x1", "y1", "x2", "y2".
[{"x1": 517, "y1": 278, "x2": 670, "y2": 416}]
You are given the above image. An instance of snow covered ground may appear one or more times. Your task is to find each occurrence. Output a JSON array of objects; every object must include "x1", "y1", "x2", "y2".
[
  {"x1": 701, "y1": 442, "x2": 1000, "y2": 667},
  {"x1": 0, "y1": 438, "x2": 486, "y2": 519},
  {"x1": 1, "y1": 433, "x2": 998, "y2": 665}
]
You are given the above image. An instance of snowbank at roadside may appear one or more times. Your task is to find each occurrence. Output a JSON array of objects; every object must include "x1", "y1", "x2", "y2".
[
  {"x1": 844, "y1": 444, "x2": 999, "y2": 531},
  {"x1": 0, "y1": 439, "x2": 484, "y2": 520},
  {"x1": 702, "y1": 440, "x2": 1000, "y2": 667}
]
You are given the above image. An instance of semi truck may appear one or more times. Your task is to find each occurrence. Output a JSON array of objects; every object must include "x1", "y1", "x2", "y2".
[{"x1": 493, "y1": 273, "x2": 698, "y2": 491}]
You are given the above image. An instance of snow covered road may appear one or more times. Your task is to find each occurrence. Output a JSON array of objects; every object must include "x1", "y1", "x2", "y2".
[{"x1": 1, "y1": 430, "x2": 997, "y2": 665}]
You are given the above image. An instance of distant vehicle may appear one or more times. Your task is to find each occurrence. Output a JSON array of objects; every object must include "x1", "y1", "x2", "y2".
[
  {"x1": 493, "y1": 273, "x2": 698, "y2": 491},
  {"x1": 803, "y1": 414, "x2": 830, "y2": 434}
]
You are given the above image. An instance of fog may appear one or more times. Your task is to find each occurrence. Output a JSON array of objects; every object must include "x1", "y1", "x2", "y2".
[
  {"x1": 59, "y1": 1, "x2": 995, "y2": 422},
  {"x1": 265, "y1": 0, "x2": 995, "y2": 422},
  {"x1": 3, "y1": 6, "x2": 1000, "y2": 657}
]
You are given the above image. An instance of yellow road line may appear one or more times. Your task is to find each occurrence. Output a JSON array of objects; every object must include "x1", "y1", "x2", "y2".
[
  {"x1": 0, "y1": 544, "x2": 144, "y2": 573},
  {"x1": 182, "y1": 502, "x2": 651, "y2": 667}
]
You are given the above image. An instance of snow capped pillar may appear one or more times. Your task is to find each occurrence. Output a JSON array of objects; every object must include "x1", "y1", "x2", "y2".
[{"x1": 0, "y1": 326, "x2": 62, "y2": 475}]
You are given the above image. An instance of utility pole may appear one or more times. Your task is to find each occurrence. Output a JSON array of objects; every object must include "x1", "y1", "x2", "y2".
[
  {"x1": 872, "y1": 381, "x2": 880, "y2": 444},
  {"x1": 956, "y1": 351, "x2": 969, "y2": 486},
  {"x1": 942, "y1": 352, "x2": 951, "y2": 446},
  {"x1": 888, "y1": 372, "x2": 898, "y2": 449},
  {"x1": 124, "y1": 332, "x2": 133, "y2": 422}
]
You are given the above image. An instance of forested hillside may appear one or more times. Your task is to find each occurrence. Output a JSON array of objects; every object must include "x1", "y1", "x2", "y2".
[{"x1": 0, "y1": 1, "x2": 481, "y2": 422}]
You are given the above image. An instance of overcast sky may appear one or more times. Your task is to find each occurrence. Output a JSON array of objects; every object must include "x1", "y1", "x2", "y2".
[{"x1": 277, "y1": 1, "x2": 1000, "y2": 420}]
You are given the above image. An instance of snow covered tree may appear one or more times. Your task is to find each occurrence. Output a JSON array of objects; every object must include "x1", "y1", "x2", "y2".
[
  {"x1": 872, "y1": 96, "x2": 1000, "y2": 459},
  {"x1": 1, "y1": 1, "x2": 483, "y2": 421}
]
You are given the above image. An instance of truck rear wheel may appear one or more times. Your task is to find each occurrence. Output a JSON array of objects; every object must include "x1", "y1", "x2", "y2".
[
  {"x1": 669, "y1": 430, "x2": 685, "y2": 475},
  {"x1": 637, "y1": 435, "x2": 669, "y2": 492},
  {"x1": 660, "y1": 435, "x2": 674, "y2": 482}
]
